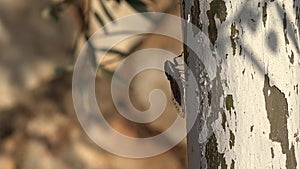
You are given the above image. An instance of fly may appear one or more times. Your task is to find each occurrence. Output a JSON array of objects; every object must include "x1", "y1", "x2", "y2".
[{"x1": 164, "y1": 52, "x2": 185, "y2": 118}]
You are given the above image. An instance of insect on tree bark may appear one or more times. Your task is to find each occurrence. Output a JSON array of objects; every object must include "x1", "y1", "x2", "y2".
[{"x1": 164, "y1": 53, "x2": 185, "y2": 118}]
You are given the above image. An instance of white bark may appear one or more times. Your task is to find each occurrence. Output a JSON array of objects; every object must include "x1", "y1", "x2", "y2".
[{"x1": 182, "y1": 0, "x2": 300, "y2": 168}]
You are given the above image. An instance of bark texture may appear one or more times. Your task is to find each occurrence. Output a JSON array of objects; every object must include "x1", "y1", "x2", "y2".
[{"x1": 182, "y1": 0, "x2": 300, "y2": 168}]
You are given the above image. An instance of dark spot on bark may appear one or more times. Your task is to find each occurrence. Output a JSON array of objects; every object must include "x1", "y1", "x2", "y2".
[
  {"x1": 283, "y1": 12, "x2": 290, "y2": 45},
  {"x1": 258, "y1": 2, "x2": 261, "y2": 7},
  {"x1": 221, "y1": 156, "x2": 227, "y2": 168},
  {"x1": 262, "y1": 2, "x2": 268, "y2": 27},
  {"x1": 295, "y1": 84, "x2": 299, "y2": 95},
  {"x1": 191, "y1": 0, "x2": 202, "y2": 36},
  {"x1": 205, "y1": 133, "x2": 226, "y2": 168},
  {"x1": 271, "y1": 147, "x2": 275, "y2": 158},
  {"x1": 229, "y1": 129, "x2": 235, "y2": 149},
  {"x1": 230, "y1": 160, "x2": 235, "y2": 169},
  {"x1": 208, "y1": 91, "x2": 212, "y2": 106},
  {"x1": 250, "y1": 125, "x2": 254, "y2": 132},
  {"x1": 239, "y1": 45, "x2": 243, "y2": 55},
  {"x1": 207, "y1": 0, "x2": 227, "y2": 45},
  {"x1": 225, "y1": 94, "x2": 234, "y2": 114},
  {"x1": 221, "y1": 112, "x2": 227, "y2": 130},
  {"x1": 230, "y1": 23, "x2": 239, "y2": 55},
  {"x1": 242, "y1": 69, "x2": 245, "y2": 75},
  {"x1": 289, "y1": 50, "x2": 294, "y2": 64},
  {"x1": 181, "y1": 0, "x2": 185, "y2": 19},
  {"x1": 263, "y1": 75, "x2": 297, "y2": 169}
]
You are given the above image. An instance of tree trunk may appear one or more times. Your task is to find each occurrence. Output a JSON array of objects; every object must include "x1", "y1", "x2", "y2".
[{"x1": 181, "y1": 0, "x2": 300, "y2": 168}]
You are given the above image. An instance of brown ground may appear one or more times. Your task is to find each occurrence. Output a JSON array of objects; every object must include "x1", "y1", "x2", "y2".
[{"x1": 0, "y1": 0, "x2": 186, "y2": 169}]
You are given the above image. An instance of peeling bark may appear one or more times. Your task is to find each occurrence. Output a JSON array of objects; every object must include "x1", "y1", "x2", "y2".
[
  {"x1": 206, "y1": 0, "x2": 227, "y2": 45},
  {"x1": 182, "y1": 0, "x2": 300, "y2": 168},
  {"x1": 263, "y1": 75, "x2": 297, "y2": 169}
]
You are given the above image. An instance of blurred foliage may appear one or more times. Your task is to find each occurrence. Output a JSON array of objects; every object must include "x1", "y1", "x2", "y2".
[
  {"x1": 126, "y1": 0, "x2": 148, "y2": 13},
  {"x1": 43, "y1": 0, "x2": 150, "y2": 77},
  {"x1": 44, "y1": 0, "x2": 149, "y2": 29}
]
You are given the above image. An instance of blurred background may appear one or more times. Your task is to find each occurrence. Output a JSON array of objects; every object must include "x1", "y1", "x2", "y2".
[{"x1": 0, "y1": 0, "x2": 185, "y2": 168}]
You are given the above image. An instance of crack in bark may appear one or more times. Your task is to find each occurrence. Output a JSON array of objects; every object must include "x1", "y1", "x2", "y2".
[{"x1": 262, "y1": 2, "x2": 268, "y2": 27}]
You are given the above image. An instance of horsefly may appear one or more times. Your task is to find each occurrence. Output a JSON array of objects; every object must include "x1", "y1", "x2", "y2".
[{"x1": 164, "y1": 52, "x2": 185, "y2": 118}]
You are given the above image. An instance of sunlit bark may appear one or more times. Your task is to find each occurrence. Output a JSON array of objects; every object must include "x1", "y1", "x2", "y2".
[{"x1": 181, "y1": 0, "x2": 300, "y2": 168}]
